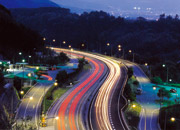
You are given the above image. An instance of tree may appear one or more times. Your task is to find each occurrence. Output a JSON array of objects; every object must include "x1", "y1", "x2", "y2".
[
  {"x1": 152, "y1": 76, "x2": 163, "y2": 84},
  {"x1": 0, "y1": 71, "x2": 5, "y2": 94},
  {"x1": 78, "y1": 57, "x2": 85, "y2": 71},
  {"x1": 13, "y1": 76, "x2": 22, "y2": 91},
  {"x1": 157, "y1": 88, "x2": 172, "y2": 100},
  {"x1": 34, "y1": 69, "x2": 43, "y2": 79},
  {"x1": 128, "y1": 67, "x2": 134, "y2": 78},
  {"x1": 56, "y1": 70, "x2": 68, "y2": 85}
]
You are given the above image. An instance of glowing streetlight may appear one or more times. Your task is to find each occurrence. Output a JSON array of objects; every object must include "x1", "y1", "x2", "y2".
[
  {"x1": 22, "y1": 59, "x2": 25, "y2": 63},
  {"x1": 118, "y1": 48, "x2": 121, "y2": 51},
  {"x1": 69, "y1": 45, "x2": 71, "y2": 48},
  {"x1": 53, "y1": 39, "x2": 56, "y2": 42},
  {"x1": 82, "y1": 44, "x2": 85, "y2": 47},
  {"x1": 54, "y1": 82, "x2": 58, "y2": 86},
  {"x1": 145, "y1": 63, "x2": 148, "y2": 66},
  {"x1": 29, "y1": 55, "x2": 31, "y2": 58},
  {"x1": 63, "y1": 41, "x2": 66, "y2": 44},
  {"x1": 169, "y1": 79, "x2": 172, "y2": 82},
  {"x1": 30, "y1": 96, "x2": 33, "y2": 100},
  {"x1": 153, "y1": 87, "x2": 156, "y2": 90},
  {"x1": 55, "y1": 116, "x2": 59, "y2": 120},
  {"x1": 171, "y1": 117, "x2": 175, "y2": 122},
  {"x1": 43, "y1": 37, "x2": 46, "y2": 41},
  {"x1": 129, "y1": 50, "x2": 132, "y2": 53},
  {"x1": 19, "y1": 52, "x2": 22, "y2": 55},
  {"x1": 0, "y1": 62, "x2": 2, "y2": 65},
  {"x1": 118, "y1": 45, "x2": 121, "y2": 48},
  {"x1": 132, "y1": 104, "x2": 136, "y2": 108},
  {"x1": 28, "y1": 73, "x2": 32, "y2": 77},
  {"x1": 107, "y1": 43, "x2": 110, "y2": 46},
  {"x1": 36, "y1": 66, "x2": 39, "y2": 70},
  {"x1": 162, "y1": 64, "x2": 168, "y2": 83},
  {"x1": 20, "y1": 91, "x2": 24, "y2": 95}
]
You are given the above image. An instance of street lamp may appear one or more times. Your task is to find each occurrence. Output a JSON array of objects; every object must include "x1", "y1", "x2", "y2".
[
  {"x1": 107, "y1": 43, "x2": 112, "y2": 56},
  {"x1": 132, "y1": 104, "x2": 136, "y2": 108},
  {"x1": 20, "y1": 91, "x2": 24, "y2": 95},
  {"x1": 28, "y1": 73, "x2": 32, "y2": 86},
  {"x1": 55, "y1": 116, "x2": 59, "y2": 120},
  {"x1": 82, "y1": 44, "x2": 85, "y2": 47},
  {"x1": 153, "y1": 87, "x2": 156, "y2": 90},
  {"x1": 22, "y1": 59, "x2": 25, "y2": 63},
  {"x1": 54, "y1": 82, "x2": 58, "y2": 86},
  {"x1": 29, "y1": 96, "x2": 33, "y2": 100},
  {"x1": 36, "y1": 66, "x2": 39, "y2": 70},
  {"x1": 53, "y1": 39, "x2": 56, "y2": 42},
  {"x1": 19, "y1": 52, "x2": 22, "y2": 55},
  {"x1": 171, "y1": 117, "x2": 175, "y2": 122},
  {"x1": 63, "y1": 41, "x2": 66, "y2": 44},
  {"x1": 129, "y1": 50, "x2": 132, "y2": 53},
  {"x1": 69, "y1": 45, "x2": 71, "y2": 48},
  {"x1": 162, "y1": 64, "x2": 169, "y2": 83},
  {"x1": 43, "y1": 37, "x2": 46, "y2": 41}
]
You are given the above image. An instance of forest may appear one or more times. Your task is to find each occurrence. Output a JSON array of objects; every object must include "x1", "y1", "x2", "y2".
[{"x1": 0, "y1": 4, "x2": 44, "y2": 63}]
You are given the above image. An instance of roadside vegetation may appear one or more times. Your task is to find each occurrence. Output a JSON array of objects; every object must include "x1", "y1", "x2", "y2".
[
  {"x1": 124, "y1": 102, "x2": 141, "y2": 130},
  {"x1": 159, "y1": 104, "x2": 180, "y2": 130},
  {"x1": 124, "y1": 67, "x2": 141, "y2": 130},
  {"x1": 41, "y1": 57, "x2": 89, "y2": 114}
]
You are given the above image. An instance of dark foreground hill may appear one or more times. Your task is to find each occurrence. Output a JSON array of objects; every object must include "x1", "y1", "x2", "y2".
[{"x1": 0, "y1": 4, "x2": 44, "y2": 61}]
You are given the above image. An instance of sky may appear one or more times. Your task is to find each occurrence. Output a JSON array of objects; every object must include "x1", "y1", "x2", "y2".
[{"x1": 51, "y1": 0, "x2": 180, "y2": 17}]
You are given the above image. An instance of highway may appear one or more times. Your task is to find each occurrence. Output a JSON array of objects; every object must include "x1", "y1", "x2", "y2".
[
  {"x1": 41, "y1": 48, "x2": 108, "y2": 130},
  {"x1": 89, "y1": 56, "x2": 128, "y2": 130}
]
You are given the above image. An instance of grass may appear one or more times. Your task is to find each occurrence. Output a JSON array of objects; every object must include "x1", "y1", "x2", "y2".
[
  {"x1": 155, "y1": 99, "x2": 175, "y2": 107},
  {"x1": 41, "y1": 63, "x2": 91, "y2": 114},
  {"x1": 125, "y1": 101, "x2": 141, "y2": 130},
  {"x1": 22, "y1": 86, "x2": 31, "y2": 95}
]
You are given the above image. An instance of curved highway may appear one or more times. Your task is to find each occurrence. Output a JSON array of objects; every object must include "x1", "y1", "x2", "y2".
[{"x1": 42, "y1": 48, "x2": 108, "y2": 130}]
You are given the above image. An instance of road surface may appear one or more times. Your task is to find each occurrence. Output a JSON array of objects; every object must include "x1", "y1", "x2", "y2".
[
  {"x1": 41, "y1": 49, "x2": 108, "y2": 130},
  {"x1": 15, "y1": 82, "x2": 52, "y2": 129},
  {"x1": 123, "y1": 61, "x2": 159, "y2": 130}
]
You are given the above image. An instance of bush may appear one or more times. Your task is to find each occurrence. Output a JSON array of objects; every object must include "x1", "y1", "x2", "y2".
[
  {"x1": 152, "y1": 76, "x2": 163, "y2": 84},
  {"x1": 133, "y1": 80, "x2": 139, "y2": 86}
]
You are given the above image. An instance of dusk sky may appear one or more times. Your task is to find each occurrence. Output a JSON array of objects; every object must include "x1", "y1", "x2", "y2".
[{"x1": 51, "y1": 0, "x2": 180, "y2": 15}]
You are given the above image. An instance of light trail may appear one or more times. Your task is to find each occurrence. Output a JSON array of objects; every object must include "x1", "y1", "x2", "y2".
[
  {"x1": 54, "y1": 48, "x2": 121, "y2": 130},
  {"x1": 54, "y1": 48, "x2": 105, "y2": 130}
]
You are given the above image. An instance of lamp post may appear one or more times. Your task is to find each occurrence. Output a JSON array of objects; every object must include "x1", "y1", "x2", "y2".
[
  {"x1": 107, "y1": 43, "x2": 112, "y2": 56},
  {"x1": 62, "y1": 41, "x2": 66, "y2": 48},
  {"x1": 28, "y1": 73, "x2": 32, "y2": 86},
  {"x1": 162, "y1": 64, "x2": 168, "y2": 83},
  {"x1": 22, "y1": 59, "x2": 25, "y2": 87}
]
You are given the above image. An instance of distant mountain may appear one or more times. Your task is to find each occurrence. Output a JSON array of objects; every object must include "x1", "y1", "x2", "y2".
[{"x1": 0, "y1": 0, "x2": 59, "y2": 8}]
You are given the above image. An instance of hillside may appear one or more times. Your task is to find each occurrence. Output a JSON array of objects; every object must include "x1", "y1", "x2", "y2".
[
  {"x1": 0, "y1": 4, "x2": 45, "y2": 62},
  {"x1": 10, "y1": 7, "x2": 180, "y2": 63},
  {"x1": 0, "y1": 0, "x2": 58, "y2": 8}
]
